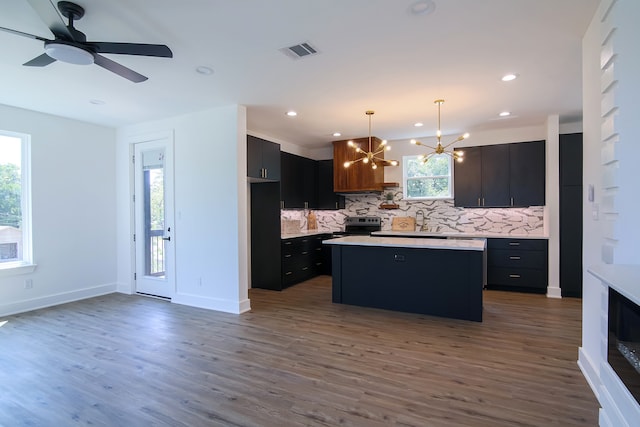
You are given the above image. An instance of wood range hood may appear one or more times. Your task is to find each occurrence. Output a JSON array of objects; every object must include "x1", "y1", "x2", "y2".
[{"x1": 332, "y1": 137, "x2": 398, "y2": 193}]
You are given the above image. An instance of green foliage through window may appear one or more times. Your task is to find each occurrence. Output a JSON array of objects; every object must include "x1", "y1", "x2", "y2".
[{"x1": 403, "y1": 154, "x2": 453, "y2": 199}]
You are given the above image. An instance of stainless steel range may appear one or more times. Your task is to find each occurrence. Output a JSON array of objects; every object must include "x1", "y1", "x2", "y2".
[{"x1": 335, "y1": 216, "x2": 382, "y2": 236}]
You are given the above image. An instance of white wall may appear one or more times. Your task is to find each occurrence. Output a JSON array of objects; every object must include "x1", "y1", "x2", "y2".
[
  {"x1": 0, "y1": 104, "x2": 117, "y2": 316},
  {"x1": 580, "y1": 1, "x2": 640, "y2": 424},
  {"x1": 579, "y1": 1, "x2": 606, "y2": 395},
  {"x1": 116, "y1": 105, "x2": 250, "y2": 314}
]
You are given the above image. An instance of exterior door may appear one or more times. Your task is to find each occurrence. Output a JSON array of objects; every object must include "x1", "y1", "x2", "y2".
[{"x1": 134, "y1": 137, "x2": 175, "y2": 298}]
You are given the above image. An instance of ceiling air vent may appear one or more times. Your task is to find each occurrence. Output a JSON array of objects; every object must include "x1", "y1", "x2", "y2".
[{"x1": 280, "y1": 42, "x2": 319, "y2": 60}]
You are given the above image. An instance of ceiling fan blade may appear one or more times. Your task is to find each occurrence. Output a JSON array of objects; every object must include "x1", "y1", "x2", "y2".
[
  {"x1": 0, "y1": 26, "x2": 49, "y2": 41},
  {"x1": 25, "y1": 0, "x2": 74, "y2": 40},
  {"x1": 89, "y1": 42, "x2": 173, "y2": 58},
  {"x1": 23, "y1": 53, "x2": 56, "y2": 67},
  {"x1": 93, "y1": 54, "x2": 148, "y2": 83}
]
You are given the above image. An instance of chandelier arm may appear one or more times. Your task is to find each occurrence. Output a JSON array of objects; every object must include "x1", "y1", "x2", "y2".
[{"x1": 442, "y1": 136, "x2": 464, "y2": 150}]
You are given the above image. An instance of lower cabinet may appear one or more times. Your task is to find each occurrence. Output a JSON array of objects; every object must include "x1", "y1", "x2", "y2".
[
  {"x1": 281, "y1": 234, "x2": 332, "y2": 288},
  {"x1": 487, "y1": 238, "x2": 548, "y2": 293}
]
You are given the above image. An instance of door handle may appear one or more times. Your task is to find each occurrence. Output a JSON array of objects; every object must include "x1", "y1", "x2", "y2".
[{"x1": 163, "y1": 227, "x2": 171, "y2": 241}]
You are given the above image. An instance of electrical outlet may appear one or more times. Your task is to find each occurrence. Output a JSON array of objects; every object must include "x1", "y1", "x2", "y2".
[{"x1": 24, "y1": 279, "x2": 33, "y2": 289}]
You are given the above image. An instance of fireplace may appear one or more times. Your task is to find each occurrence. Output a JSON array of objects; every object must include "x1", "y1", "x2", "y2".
[{"x1": 608, "y1": 287, "x2": 640, "y2": 405}]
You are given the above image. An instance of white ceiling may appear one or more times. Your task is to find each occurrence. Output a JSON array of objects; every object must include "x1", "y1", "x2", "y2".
[{"x1": 0, "y1": 0, "x2": 598, "y2": 149}]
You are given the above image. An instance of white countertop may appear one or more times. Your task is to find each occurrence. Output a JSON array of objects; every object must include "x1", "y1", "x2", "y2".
[
  {"x1": 372, "y1": 230, "x2": 549, "y2": 239},
  {"x1": 588, "y1": 264, "x2": 640, "y2": 305},
  {"x1": 281, "y1": 229, "x2": 338, "y2": 239},
  {"x1": 323, "y1": 235, "x2": 487, "y2": 251}
]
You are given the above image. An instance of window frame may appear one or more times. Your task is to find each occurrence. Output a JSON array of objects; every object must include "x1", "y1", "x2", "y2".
[
  {"x1": 0, "y1": 130, "x2": 35, "y2": 276},
  {"x1": 402, "y1": 154, "x2": 454, "y2": 200}
]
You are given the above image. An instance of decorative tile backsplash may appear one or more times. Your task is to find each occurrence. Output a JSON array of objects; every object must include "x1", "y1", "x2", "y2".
[{"x1": 281, "y1": 188, "x2": 544, "y2": 235}]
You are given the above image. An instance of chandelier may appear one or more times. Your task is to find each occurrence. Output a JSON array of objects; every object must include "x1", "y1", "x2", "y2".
[
  {"x1": 410, "y1": 99, "x2": 469, "y2": 163},
  {"x1": 343, "y1": 110, "x2": 398, "y2": 169}
]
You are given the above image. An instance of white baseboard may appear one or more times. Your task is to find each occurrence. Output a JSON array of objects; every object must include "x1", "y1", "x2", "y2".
[
  {"x1": 0, "y1": 283, "x2": 117, "y2": 317},
  {"x1": 546, "y1": 286, "x2": 562, "y2": 298},
  {"x1": 578, "y1": 346, "x2": 602, "y2": 401},
  {"x1": 116, "y1": 281, "x2": 133, "y2": 294},
  {"x1": 172, "y1": 292, "x2": 251, "y2": 314}
]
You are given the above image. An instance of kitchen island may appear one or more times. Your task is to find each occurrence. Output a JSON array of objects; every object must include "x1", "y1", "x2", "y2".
[{"x1": 324, "y1": 236, "x2": 486, "y2": 321}]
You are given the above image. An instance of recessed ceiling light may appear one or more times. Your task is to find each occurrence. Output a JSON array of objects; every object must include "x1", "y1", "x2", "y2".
[
  {"x1": 501, "y1": 73, "x2": 518, "y2": 82},
  {"x1": 195, "y1": 66, "x2": 214, "y2": 75},
  {"x1": 409, "y1": 0, "x2": 436, "y2": 15},
  {"x1": 286, "y1": 111, "x2": 297, "y2": 117},
  {"x1": 414, "y1": 122, "x2": 424, "y2": 127},
  {"x1": 333, "y1": 132, "x2": 342, "y2": 137},
  {"x1": 499, "y1": 111, "x2": 511, "y2": 117}
]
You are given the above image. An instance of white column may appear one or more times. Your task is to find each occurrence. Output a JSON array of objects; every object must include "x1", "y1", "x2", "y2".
[{"x1": 545, "y1": 115, "x2": 561, "y2": 298}]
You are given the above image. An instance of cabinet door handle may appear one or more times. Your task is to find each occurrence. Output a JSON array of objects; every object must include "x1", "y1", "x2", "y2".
[
  {"x1": 509, "y1": 256, "x2": 521, "y2": 260},
  {"x1": 477, "y1": 197, "x2": 481, "y2": 206},
  {"x1": 509, "y1": 242, "x2": 520, "y2": 246},
  {"x1": 284, "y1": 241, "x2": 292, "y2": 245},
  {"x1": 284, "y1": 254, "x2": 292, "y2": 258},
  {"x1": 509, "y1": 274, "x2": 521, "y2": 278},
  {"x1": 336, "y1": 202, "x2": 339, "y2": 209},
  {"x1": 511, "y1": 197, "x2": 514, "y2": 206},
  {"x1": 302, "y1": 267, "x2": 309, "y2": 271},
  {"x1": 301, "y1": 251, "x2": 308, "y2": 255},
  {"x1": 482, "y1": 198, "x2": 485, "y2": 206}
]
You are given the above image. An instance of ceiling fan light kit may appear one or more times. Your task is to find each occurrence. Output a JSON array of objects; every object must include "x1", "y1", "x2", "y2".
[
  {"x1": 45, "y1": 41, "x2": 94, "y2": 65},
  {"x1": 0, "y1": 0, "x2": 172, "y2": 82}
]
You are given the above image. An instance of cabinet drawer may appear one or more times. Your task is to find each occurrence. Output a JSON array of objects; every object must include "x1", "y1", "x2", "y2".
[
  {"x1": 487, "y1": 267, "x2": 547, "y2": 289},
  {"x1": 487, "y1": 238, "x2": 547, "y2": 251},
  {"x1": 488, "y1": 249, "x2": 547, "y2": 269}
]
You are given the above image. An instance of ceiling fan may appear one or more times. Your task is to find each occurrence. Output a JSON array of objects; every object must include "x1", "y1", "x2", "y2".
[{"x1": 0, "y1": 0, "x2": 172, "y2": 82}]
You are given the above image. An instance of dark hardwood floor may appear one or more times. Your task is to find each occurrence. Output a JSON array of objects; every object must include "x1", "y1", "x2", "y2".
[{"x1": 0, "y1": 276, "x2": 598, "y2": 426}]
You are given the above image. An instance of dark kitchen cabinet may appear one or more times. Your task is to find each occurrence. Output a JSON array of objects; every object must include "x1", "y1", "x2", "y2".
[
  {"x1": 247, "y1": 135, "x2": 280, "y2": 181},
  {"x1": 454, "y1": 145, "x2": 509, "y2": 207},
  {"x1": 486, "y1": 238, "x2": 548, "y2": 293},
  {"x1": 453, "y1": 146, "x2": 482, "y2": 207},
  {"x1": 454, "y1": 141, "x2": 545, "y2": 207},
  {"x1": 482, "y1": 144, "x2": 511, "y2": 206},
  {"x1": 250, "y1": 182, "x2": 281, "y2": 290},
  {"x1": 281, "y1": 234, "x2": 330, "y2": 287},
  {"x1": 510, "y1": 140, "x2": 545, "y2": 207},
  {"x1": 559, "y1": 133, "x2": 583, "y2": 297},
  {"x1": 281, "y1": 152, "x2": 317, "y2": 209},
  {"x1": 317, "y1": 160, "x2": 345, "y2": 210}
]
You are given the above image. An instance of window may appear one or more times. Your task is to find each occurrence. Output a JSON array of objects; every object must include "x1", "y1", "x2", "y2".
[
  {"x1": 0, "y1": 131, "x2": 32, "y2": 270},
  {"x1": 403, "y1": 154, "x2": 453, "y2": 200}
]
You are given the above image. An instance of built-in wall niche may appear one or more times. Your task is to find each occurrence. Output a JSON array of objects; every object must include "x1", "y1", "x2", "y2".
[{"x1": 608, "y1": 287, "x2": 640, "y2": 405}]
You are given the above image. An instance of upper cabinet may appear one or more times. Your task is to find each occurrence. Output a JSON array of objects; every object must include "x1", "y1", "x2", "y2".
[
  {"x1": 247, "y1": 135, "x2": 281, "y2": 182},
  {"x1": 281, "y1": 152, "x2": 317, "y2": 209},
  {"x1": 333, "y1": 137, "x2": 385, "y2": 193},
  {"x1": 317, "y1": 160, "x2": 345, "y2": 210},
  {"x1": 454, "y1": 140, "x2": 545, "y2": 207},
  {"x1": 509, "y1": 140, "x2": 545, "y2": 207}
]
